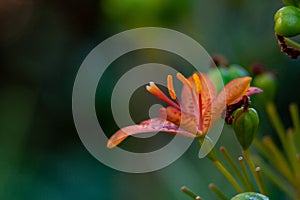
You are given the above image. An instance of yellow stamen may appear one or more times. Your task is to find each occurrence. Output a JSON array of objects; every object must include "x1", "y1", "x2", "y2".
[
  {"x1": 167, "y1": 75, "x2": 177, "y2": 100},
  {"x1": 176, "y1": 73, "x2": 194, "y2": 90},
  {"x1": 192, "y1": 73, "x2": 202, "y2": 94}
]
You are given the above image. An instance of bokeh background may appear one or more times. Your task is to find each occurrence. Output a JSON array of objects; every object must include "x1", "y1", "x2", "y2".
[{"x1": 1, "y1": 0, "x2": 300, "y2": 199}]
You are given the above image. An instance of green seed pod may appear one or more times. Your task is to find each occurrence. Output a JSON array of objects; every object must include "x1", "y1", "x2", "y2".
[
  {"x1": 274, "y1": 6, "x2": 300, "y2": 37},
  {"x1": 253, "y1": 72, "x2": 277, "y2": 103},
  {"x1": 233, "y1": 108, "x2": 259, "y2": 150},
  {"x1": 231, "y1": 192, "x2": 269, "y2": 200},
  {"x1": 227, "y1": 64, "x2": 249, "y2": 79}
]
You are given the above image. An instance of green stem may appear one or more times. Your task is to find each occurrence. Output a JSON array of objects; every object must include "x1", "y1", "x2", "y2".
[
  {"x1": 266, "y1": 102, "x2": 286, "y2": 143},
  {"x1": 260, "y1": 137, "x2": 294, "y2": 185},
  {"x1": 181, "y1": 186, "x2": 200, "y2": 199},
  {"x1": 256, "y1": 167, "x2": 268, "y2": 195},
  {"x1": 289, "y1": 103, "x2": 300, "y2": 152},
  {"x1": 243, "y1": 150, "x2": 266, "y2": 194},
  {"x1": 266, "y1": 102, "x2": 297, "y2": 175},
  {"x1": 213, "y1": 160, "x2": 243, "y2": 193},
  {"x1": 209, "y1": 183, "x2": 228, "y2": 200},
  {"x1": 284, "y1": 37, "x2": 300, "y2": 50},
  {"x1": 220, "y1": 146, "x2": 248, "y2": 190},
  {"x1": 253, "y1": 156, "x2": 297, "y2": 200},
  {"x1": 238, "y1": 156, "x2": 255, "y2": 191},
  {"x1": 286, "y1": 129, "x2": 300, "y2": 184}
]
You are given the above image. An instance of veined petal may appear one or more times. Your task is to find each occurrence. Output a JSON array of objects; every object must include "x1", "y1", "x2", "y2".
[
  {"x1": 181, "y1": 73, "x2": 216, "y2": 117},
  {"x1": 162, "y1": 107, "x2": 200, "y2": 135},
  {"x1": 219, "y1": 76, "x2": 252, "y2": 105},
  {"x1": 107, "y1": 118, "x2": 196, "y2": 148}
]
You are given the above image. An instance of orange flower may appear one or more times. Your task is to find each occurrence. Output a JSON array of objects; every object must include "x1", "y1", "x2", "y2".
[{"x1": 107, "y1": 73, "x2": 262, "y2": 148}]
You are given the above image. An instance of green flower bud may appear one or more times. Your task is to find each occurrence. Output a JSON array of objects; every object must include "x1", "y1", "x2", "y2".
[
  {"x1": 253, "y1": 72, "x2": 277, "y2": 102},
  {"x1": 231, "y1": 192, "x2": 269, "y2": 200},
  {"x1": 227, "y1": 64, "x2": 249, "y2": 79},
  {"x1": 199, "y1": 136, "x2": 218, "y2": 161},
  {"x1": 208, "y1": 67, "x2": 231, "y2": 93},
  {"x1": 233, "y1": 108, "x2": 259, "y2": 150},
  {"x1": 274, "y1": 6, "x2": 300, "y2": 37}
]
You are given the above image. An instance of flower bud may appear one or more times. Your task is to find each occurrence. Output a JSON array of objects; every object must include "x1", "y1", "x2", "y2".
[
  {"x1": 231, "y1": 192, "x2": 269, "y2": 200},
  {"x1": 208, "y1": 67, "x2": 231, "y2": 92},
  {"x1": 233, "y1": 108, "x2": 259, "y2": 150},
  {"x1": 227, "y1": 64, "x2": 249, "y2": 79},
  {"x1": 253, "y1": 72, "x2": 277, "y2": 102},
  {"x1": 274, "y1": 6, "x2": 300, "y2": 37}
]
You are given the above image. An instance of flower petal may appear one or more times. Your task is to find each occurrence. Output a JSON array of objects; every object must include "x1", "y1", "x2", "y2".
[
  {"x1": 246, "y1": 87, "x2": 263, "y2": 96},
  {"x1": 181, "y1": 73, "x2": 216, "y2": 117},
  {"x1": 232, "y1": 86, "x2": 263, "y2": 104},
  {"x1": 219, "y1": 76, "x2": 252, "y2": 105},
  {"x1": 107, "y1": 118, "x2": 196, "y2": 148}
]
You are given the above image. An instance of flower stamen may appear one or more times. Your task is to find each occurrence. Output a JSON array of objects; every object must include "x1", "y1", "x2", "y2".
[
  {"x1": 167, "y1": 75, "x2": 177, "y2": 100},
  {"x1": 176, "y1": 73, "x2": 194, "y2": 91},
  {"x1": 192, "y1": 73, "x2": 202, "y2": 94},
  {"x1": 193, "y1": 73, "x2": 203, "y2": 132},
  {"x1": 146, "y1": 82, "x2": 180, "y2": 109}
]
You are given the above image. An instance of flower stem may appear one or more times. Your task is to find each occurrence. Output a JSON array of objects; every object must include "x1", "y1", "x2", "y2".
[
  {"x1": 181, "y1": 186, "x2": 201, "y2": 199},
  {"x1": 238, "y1": 156, "x2": 255, "y2": 191},
  {"x1": 289, "y1": 103, "x2": 300, "y2": 152},
  {"x1": 209, "y1": 183, "x2": 228, "y2": 200},
  {"x1": 259, "y1": 137, "x2": 294, "y2": 185},
  {"x1": 220, "y1": 146, "x2": 248, "y2": 190},
  {"x1": 266, "y1": 102, "x2": 297, "y2": 170},
  {"x1": 286, "y1": 128, "x2": 300, "y2": 184},
  {"x1": 256, "y1": 167, "x2": 267, "y2": 195},
  {"x1": 213, "y1": 160, "x2": 243, "y2": 193},
  {"x1": 284, "y1": 37, "x2": 300, "y2": 50},
  {"x1": 243, "y1": 150, "x2": 266, "y2": 194},
  {"x1": 253, "y1": 156, "x2": 298, "y2": 200}
]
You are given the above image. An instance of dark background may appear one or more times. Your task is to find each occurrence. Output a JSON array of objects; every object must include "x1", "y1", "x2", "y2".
[{"x1": 1, "y1": 0, "x2": 299, "y2": 199}]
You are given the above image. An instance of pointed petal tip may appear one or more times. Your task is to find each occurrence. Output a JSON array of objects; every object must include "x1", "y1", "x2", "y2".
[
  {"x1": 247, "y1": 87, "x2": 263, "y2": 95},
  {"x1": 107, "y1": 140, "x2": 116, "y2": 149}
]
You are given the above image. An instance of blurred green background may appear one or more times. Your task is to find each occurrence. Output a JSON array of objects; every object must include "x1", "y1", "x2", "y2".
[{"x1": 1, "y1": 0, "x2": 300, "y2": 199}]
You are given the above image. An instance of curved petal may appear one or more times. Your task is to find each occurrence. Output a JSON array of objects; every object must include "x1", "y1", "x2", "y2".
[
  {"x1": 107, "y1": 118, "x2": 196, "y2": 148},
  {"x1": 181, "y1": 73, "x2": 216, "y2": 117},
  {"x1": 203, "y1": 77, "x2": 252, "y2": 134},
  {"x1": 232, "y1": 86, "x2": 263, "y2": 104},
  {"x1": 246, "y1": 87, "x2": 263, "y2": 96},
  {"x1": 218, "y1": 76, "x2": 252, "y2": 105}
]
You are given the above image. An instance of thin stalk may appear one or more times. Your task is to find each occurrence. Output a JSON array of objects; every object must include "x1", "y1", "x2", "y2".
[
  {"x1": 266, "y1": 102, "x2": 286, "y2": 143},
  {"x1": 181, "y1": 186, "x2": 199, "y2": 199},
  {"x1": 289, "y1": 103, "x2": 300, "y2": 152},
  {"x1": 253, "y1": 156, "x2": 297, "y2": 200},
  {"x1": 261, "y1": 137, "x2": 294, "y2": 185},
  {"x1": 209, "y1": 183, "x2": 228, "y2": 200},
  {"x1": 220, "y1": 146, "x2": 248, "y2": 190},
  {"x1": 256, "y1": 167, "x2": 268, "y2": 195},
  {"x1": 284, "y1": 37, "x2": 300, "y2": 50},
  {"x1": 266, "y1": 102, "x2": 297, "y2": 175},
  {"x1": 238, "y1": 156, "x2": 255, "y2": 191},
  {"x1": 287, "y1": 129, "x2": 300, "y2": 184},
  {"x1": 243, "y1": 150, "x2": 266, "y2": 194},
  {"x1": 213, "y1": 160, "x2": 243, "y2": 193}
]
